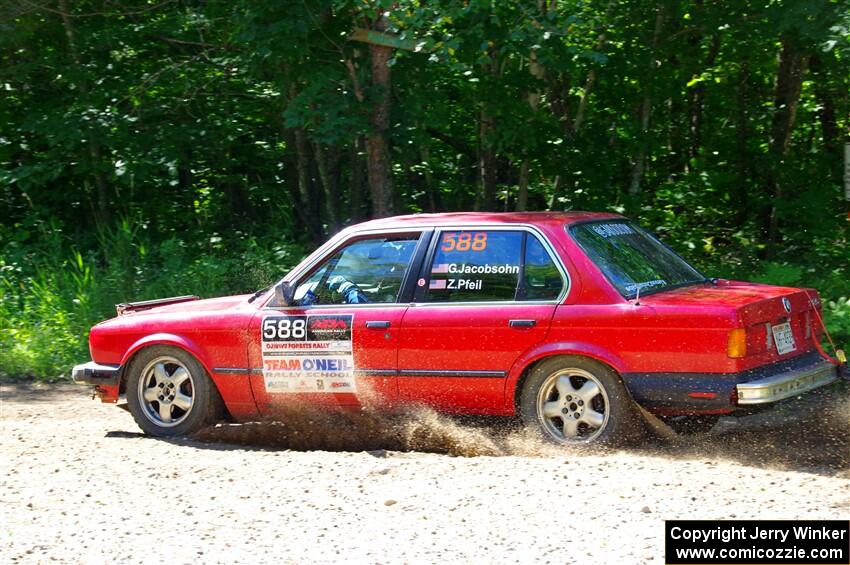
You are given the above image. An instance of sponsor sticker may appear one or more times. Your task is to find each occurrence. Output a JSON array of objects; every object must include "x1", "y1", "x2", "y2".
[
  {"x1": 624, "y1": 279, "x2": 666, "y2": 293},
  {"x1": 261, "y1": 314, "x2": 356, "y2": 393},
  {"x1": 591, "y1": 223, "x2": 635, "y2": 238}
]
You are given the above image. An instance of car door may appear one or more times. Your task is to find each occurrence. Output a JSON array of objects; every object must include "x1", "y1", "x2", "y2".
[
  {"x1": 248, "y1": 230, "x2": 429, "y2": 415},
  {"x1": 397, "y1": 227, "x2": 568, "y2": 412}
]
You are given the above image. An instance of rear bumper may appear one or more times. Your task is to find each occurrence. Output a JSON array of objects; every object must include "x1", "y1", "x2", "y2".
[
  {"x1": 72, "y1": 361, "x2": 121, "y2": 387},
  {"x1": 736, "y1": 359, "x2": 837, "y2": 404},
  {"x1": 622, "y1": 351, "x2": 839, "y2": 414}
]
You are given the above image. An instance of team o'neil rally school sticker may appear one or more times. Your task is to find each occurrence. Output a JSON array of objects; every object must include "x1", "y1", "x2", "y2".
[{"x1": 261, "y1": 314, "x2": 356, "y2": 393}]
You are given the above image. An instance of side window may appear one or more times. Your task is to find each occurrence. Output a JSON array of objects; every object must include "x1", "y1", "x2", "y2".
[
  {"x1": 520, "y1": 235, "x2": 563, "y2": 300},
  {"x1": 424, "y1": 231, "x2": 522, "y2": 302},
  {"x1": 293, "y1": 235, "x2": 419, "y2": 306},
  {"x1": 422, "y1": 230, "x2": 564, "y2": 303}
]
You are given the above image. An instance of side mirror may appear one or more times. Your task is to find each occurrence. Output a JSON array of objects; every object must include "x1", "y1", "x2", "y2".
[{"x1": 274, "y1": 281, "x2": 295, "y2": 306}]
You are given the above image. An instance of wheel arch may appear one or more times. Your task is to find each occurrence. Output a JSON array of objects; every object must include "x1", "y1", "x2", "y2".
[
  {"x1": 118, "y1": 334, "x2": 217, "y2": 394},
  {"x1": 505, "y1": 342, "x2": 632, "y2": 413}
]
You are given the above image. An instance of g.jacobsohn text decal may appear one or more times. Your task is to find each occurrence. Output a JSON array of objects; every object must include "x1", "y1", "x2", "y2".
[{"x1": 665, "y1": 520, "x2": 849, "y2": 565}]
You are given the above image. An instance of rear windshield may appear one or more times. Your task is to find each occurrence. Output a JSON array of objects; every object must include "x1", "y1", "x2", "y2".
[{"x1": 569, "y1": 221, "x2": 705, "y2": 298}]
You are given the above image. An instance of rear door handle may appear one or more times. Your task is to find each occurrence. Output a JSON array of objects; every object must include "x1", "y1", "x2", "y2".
[
  {"x1": 509, "y1": 319, "x2": 537, "y2": 327},
  {"x1": 366, "y1": 321, "x2": 391, "y2": 329}
]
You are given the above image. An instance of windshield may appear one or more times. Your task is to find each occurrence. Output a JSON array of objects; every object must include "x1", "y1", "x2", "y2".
[{"x1": 569, "y1": 221, "x2": 705, "y2": 298}]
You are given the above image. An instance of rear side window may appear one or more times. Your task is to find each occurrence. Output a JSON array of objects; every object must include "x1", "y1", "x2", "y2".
[
  {"x1": 521, "y1": 235, "x2": 563, "y2": 301},
  {"x1": 421, "y1": 230, "x2": 563, "y2": 303}
]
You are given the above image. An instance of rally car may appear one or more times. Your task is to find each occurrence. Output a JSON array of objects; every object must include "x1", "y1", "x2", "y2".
[{"x1": 73, "y1": 212, "x2": 843, "y2": 445}]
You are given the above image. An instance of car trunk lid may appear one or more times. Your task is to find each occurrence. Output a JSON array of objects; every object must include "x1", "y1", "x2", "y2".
[{"x1": 642, "y1": 280, "x2": 821, "y2": 363}]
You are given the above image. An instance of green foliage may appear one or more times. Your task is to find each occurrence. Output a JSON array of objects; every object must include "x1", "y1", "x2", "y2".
[
  {"x1": 823, "y1": 297, "x2": 850, "y2": 346},
  {"x1": 0, "y1": 220, "x2": 303, "y2": 379},
  {"x1": 1, "y1": 0, "x2": 849, "y2": 378}
]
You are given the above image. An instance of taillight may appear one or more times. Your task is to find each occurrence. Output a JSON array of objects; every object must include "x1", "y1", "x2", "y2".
[
  {"x1": 727, "y1": 328, "x2": 747, "y2": 358},
  {"x1": 805, "y1": 310, "x2": 812, "y2": 339}
]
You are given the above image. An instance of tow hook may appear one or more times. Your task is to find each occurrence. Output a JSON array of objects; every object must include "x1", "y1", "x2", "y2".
[{"x1": 837, "y1": 350, "x2": 848, "y2": 382}]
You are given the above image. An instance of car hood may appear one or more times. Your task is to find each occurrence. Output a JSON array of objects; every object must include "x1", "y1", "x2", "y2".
[{"x1": 117, "y1": 294, "x2": 253, "y2": 317}]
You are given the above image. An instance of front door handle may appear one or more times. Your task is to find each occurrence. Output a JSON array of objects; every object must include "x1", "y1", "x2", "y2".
[
  {"x1": 366, "y1": 320, "x2": 391, "y2": 329},
  {"x1": 509, "y1": 319, "x2": 537, "y2": 328}
]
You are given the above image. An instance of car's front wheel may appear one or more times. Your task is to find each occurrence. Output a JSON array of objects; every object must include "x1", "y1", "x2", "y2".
[
  {"x1": 519, "y1": 356, "x2": 643, "y2": 446},
  {"x1": 126, "y1": 346, "x2": 223, "y2": 437}
]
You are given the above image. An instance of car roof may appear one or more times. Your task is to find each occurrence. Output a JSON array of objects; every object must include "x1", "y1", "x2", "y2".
[{"x1": 351, "y1": 211, "x2": 623, "y2": 231}]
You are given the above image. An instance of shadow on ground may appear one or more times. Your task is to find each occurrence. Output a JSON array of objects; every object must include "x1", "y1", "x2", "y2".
[
  {"x1": 3, "y1": 380, "x2": 846, "y2": 477},
  {"x1": 645, "y1": 386, "x2": 849, "y2": 478},
  {"x1": 181, "y1": 385, "x2": 849, "y2": 477},
  {"x1": 0, "y1": 382, "x2": 81, "y2": 403}
]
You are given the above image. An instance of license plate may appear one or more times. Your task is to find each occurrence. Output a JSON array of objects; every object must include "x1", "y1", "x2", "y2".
[{"x1": 771, "y1": 322, "x2": 796, "y2": 355}]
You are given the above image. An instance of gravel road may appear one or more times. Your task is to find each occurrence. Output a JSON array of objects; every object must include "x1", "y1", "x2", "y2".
[{"x1": 1, "y1": 382, "x2": 848, "y2": 564}]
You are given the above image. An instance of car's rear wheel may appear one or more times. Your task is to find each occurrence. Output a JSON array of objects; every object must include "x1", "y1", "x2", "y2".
[
  {"x1": 126, "y1": 346, "x2": 223, "y2": 437},
  {"x1": 519, "y1": 356, "x2": 643, "y2": 446}
]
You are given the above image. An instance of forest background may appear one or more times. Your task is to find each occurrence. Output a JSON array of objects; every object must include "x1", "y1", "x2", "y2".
[{"x1": 1, "y1": 0, "x2": 848, "y2": 378}]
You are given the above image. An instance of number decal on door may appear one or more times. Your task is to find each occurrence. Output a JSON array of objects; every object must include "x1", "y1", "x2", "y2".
[
  {"x1": 261, "y1": 314, "x2": 357, "y2": 394},
  {"x1": 262, "y1": 316, "x2": 307, "y2": 341}
]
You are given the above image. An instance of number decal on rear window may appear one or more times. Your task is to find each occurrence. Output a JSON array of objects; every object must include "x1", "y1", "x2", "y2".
[
  {"x1": 441, "y1": 232, "x2": 488, "y2": 253},
  {"x1": 423, "y1": 231, "x2": 562, "y2": 303}
]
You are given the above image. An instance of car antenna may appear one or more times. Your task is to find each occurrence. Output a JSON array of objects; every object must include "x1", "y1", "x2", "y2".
[{"x1": 634, "y1": 284, "x2": 641, "y2": 306}]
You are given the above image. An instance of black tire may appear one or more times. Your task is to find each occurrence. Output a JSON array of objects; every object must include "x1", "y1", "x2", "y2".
[
  {"x1": 519, "y1": 356, "x2": 644, "y2": 447},
  {"x1": 125, "y1": 345, "x2": 224, "y2": 437}
]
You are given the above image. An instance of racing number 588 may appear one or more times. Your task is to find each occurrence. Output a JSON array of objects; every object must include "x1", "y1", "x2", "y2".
[
  {"x1": 262, "y1": 317, "x2": 306, "y2": 340},
  {"x1": 441, "y1": 232, "x2": 487, "y2": 252}
]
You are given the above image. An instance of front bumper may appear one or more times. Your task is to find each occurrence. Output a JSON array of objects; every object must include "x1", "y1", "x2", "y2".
[
  {"x1": 736, "y1": 358, "x2": 838, "y2": 404},
  {"x1": 72, "y1": 361, "x2": 121, "y2": 387}
]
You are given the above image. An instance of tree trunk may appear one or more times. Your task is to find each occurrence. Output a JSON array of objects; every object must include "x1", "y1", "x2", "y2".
[
  {"x1": 419, "y1": 145, "x2": 439, "y2": 212},
  {"x1": 293, "y1": 124, "x2": 323, "y2": 243},
  {"x1": 516, "y1": 53, "x2": 543, "y2": 212},
  {"x1": 476, "y1": 106, "x2": 498, "y2": 211},
  {"x1": 517, "y1": 160, "x2": 530, "y2": 211},
  {"x1": 365, "y1": 15, "x2": 395, "y2": 218},
  {"x1": 688, "y1": 33, "x2": 721, "y2": 159},
  {"x1": 476, "y1": 47, "x2": 501, "y2": 212},
  {"x1": 765, "y1": 36, "x2": 810, "y2": 257},
  {"x1": 571, "y1": 0, "x2": 617, "y2": 135},
  {"x1": 627, "y1": 93, "x2": 653, "y2": 196},
  {"x1": 282, "y1": 129, "x2": 307, "y2": 233},
  {"x1": 628, "y1": 3, "x2": 666, "y2": 196},
  {"x1": 809, "y1": 53, "x2": 839, "y2": 154},
  {"x1": 734, "y1": 59, "x2": 752, "y2": 226},
  {"x1": 572, "y1": 71, "x2": 596, "y2": 135},
  {"x1": 546, "y1": 74, "x2": 573, "y2": 137},
  {"x1": 348, "y1": 138, "x2": 367, "y2": 223},
  {"x1": 58, "y1": 0, "x2": 111, "y2": 225},
  {"x1": 313, "y1": 142, "x2": 340, "y2": 231}
]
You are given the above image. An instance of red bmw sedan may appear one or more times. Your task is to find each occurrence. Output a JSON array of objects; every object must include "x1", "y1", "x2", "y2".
[{"x1": 73, "y1": 212, "x2": 843, "y2": 444}]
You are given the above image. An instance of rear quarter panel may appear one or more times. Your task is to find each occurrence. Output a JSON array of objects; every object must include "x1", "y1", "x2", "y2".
[
  {"x1": 502, "y1": 221, "x2": 743, "y2": 412},
  {"x1": 503, "y1": 303, "x2": 739, "y2": 410}
]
